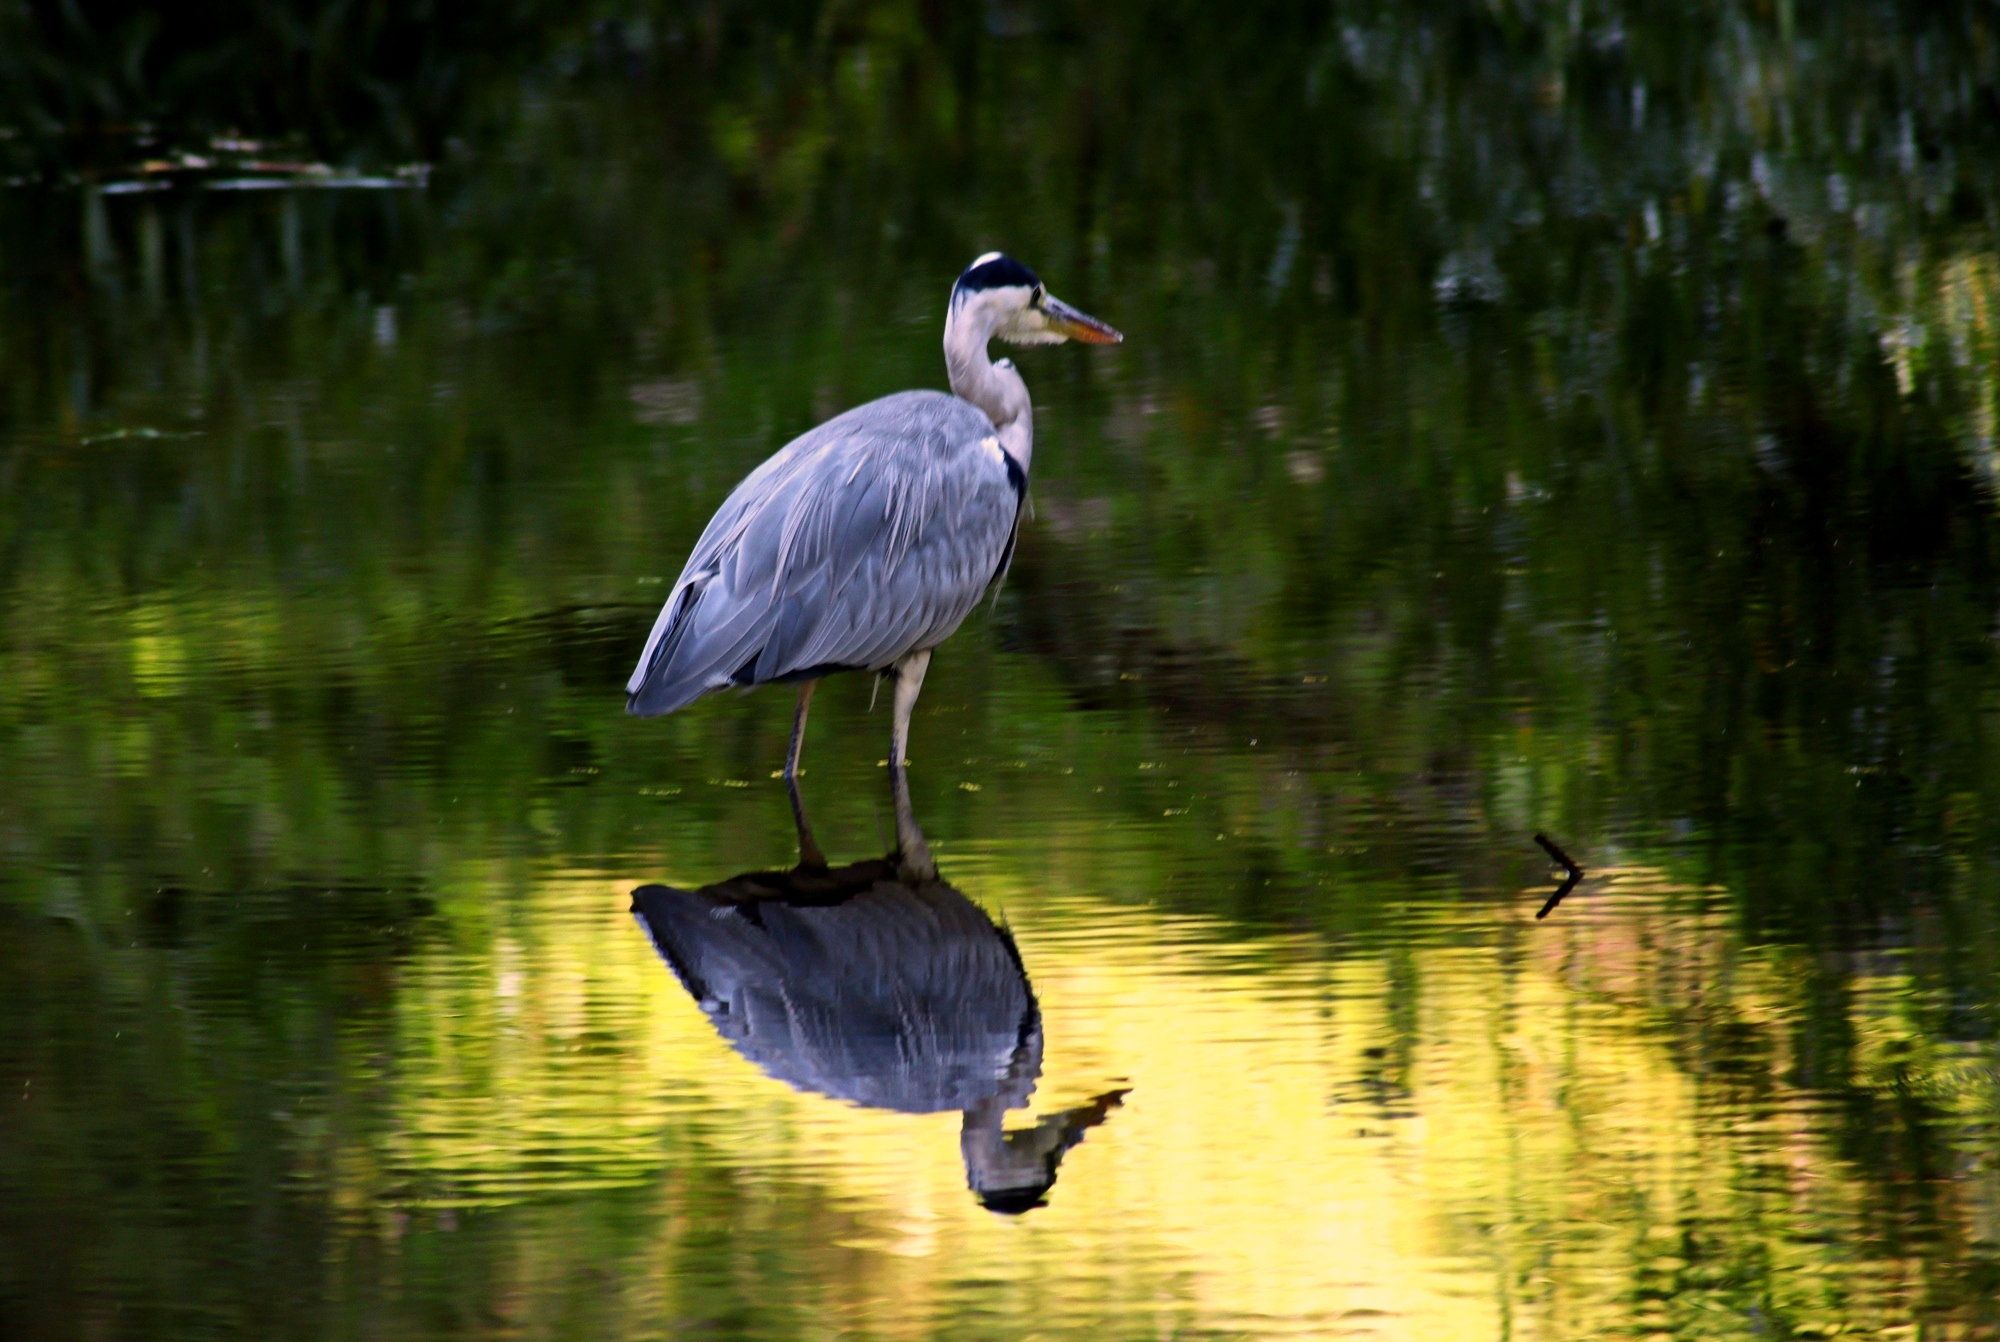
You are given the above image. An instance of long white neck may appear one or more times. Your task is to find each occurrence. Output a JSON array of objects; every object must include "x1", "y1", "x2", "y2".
[{"x1": 944, "y1": 300, "x2": 1034, "y2": 475}]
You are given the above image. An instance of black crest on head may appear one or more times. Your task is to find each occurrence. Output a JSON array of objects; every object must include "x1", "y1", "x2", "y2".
[{"x1": 954, "y1": 252, "x2": 1040, "y2": 297}]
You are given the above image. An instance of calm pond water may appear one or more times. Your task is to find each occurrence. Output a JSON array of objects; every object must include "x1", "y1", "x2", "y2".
[{"x1": 5, "y1": 3, "x2": 2000, "y2": 1338}]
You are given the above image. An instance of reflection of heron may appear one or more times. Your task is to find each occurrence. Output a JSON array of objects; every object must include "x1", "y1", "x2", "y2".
[
  {"x1": 625, "y1": 254, "x2": 1121, "y2": 880},
  {"x1": 632, "y1": 855, "x2": 1126, "y2": 1215}
]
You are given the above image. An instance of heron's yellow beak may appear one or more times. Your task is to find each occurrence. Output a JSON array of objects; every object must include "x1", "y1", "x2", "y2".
[{"x1": 1041, "y1": 294, "x2": 1123, "y2": 344}]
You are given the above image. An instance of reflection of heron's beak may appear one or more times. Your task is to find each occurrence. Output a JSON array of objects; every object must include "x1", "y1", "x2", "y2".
[{"x1": 1042, "y1": 294, "x2": 1123, "y2": 344}]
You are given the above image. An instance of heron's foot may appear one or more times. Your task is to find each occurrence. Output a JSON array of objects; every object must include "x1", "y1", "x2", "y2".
[
  {"x1": 894, "y1": 852, "x2": 939, "y2": 885},
  {"x1": 783, "y1": 758, "x2": 829, "y2": 871},
  {"x1": 889, "y1": 790, "x2": 935, "y2": 882},
  {"x1": 792, "y1": 813, "x2": 829, "y2": 871}
]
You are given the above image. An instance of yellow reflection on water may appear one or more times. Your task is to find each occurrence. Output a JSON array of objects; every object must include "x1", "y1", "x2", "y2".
[{"x1": 358, "y1": 860, "x2": 1967, "y2": 1338}]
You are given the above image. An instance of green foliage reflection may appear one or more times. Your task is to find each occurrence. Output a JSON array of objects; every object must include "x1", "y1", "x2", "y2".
[{"x1": 3, "y1": 1, "x2": 2000, "y2": 1336}]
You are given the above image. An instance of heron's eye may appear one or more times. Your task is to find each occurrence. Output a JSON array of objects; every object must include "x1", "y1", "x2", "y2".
[{"x1": 1033, "y1": 285, "x2": 1046, "y2": 307}]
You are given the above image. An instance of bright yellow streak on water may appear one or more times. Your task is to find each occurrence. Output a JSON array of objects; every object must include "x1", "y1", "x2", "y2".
[{"x1": 351, "y1": 859, "x2": 1959, "y2": 1339}]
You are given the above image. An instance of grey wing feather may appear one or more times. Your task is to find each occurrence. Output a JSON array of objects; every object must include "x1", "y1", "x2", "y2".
[{"x1": 627, "y1": 390, "x2": 1020, "y2": 716}]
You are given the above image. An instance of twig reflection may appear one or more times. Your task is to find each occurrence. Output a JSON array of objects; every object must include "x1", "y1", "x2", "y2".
[{"x1": 1534, "y1": 831, "x2": 1584, "y2": 919}]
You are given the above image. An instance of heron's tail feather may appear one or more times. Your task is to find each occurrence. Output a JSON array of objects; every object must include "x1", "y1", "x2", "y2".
[
  {"x1": 626, "y1": 572, "x2": 785, "y2": 717},
  {"x1": 626, "y1": 578, "x2": 731, "y2": 716}
]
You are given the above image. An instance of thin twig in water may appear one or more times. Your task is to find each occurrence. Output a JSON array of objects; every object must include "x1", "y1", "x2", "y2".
[{"x1": 1533, "y1": 832, "x2": 1584, "y2": 919}]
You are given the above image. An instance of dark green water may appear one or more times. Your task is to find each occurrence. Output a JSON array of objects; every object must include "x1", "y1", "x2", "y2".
[{"x1": 5, "y1": 3, "x2": 2000, "y2": 1337}]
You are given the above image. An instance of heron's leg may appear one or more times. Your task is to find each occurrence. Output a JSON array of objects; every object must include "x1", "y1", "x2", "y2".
[
  {"x1": 785, "y1": 680, "x2": 827, "y2": 871},
  {"x1": 889, "y1": 650, "x2": 935, "y2": 881}
]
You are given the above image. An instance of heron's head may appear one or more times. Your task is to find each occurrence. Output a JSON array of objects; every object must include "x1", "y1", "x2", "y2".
[{"x1": 949, "y1": 253, "x2": 1123, "y2": 347}]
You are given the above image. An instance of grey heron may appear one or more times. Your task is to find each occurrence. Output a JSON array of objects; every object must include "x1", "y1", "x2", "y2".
[{"x1": 626, "y1": 253, "x2": 1122, "y2": 879}]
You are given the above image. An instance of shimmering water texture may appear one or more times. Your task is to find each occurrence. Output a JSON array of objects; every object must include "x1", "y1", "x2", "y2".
[
  {"x1": 50, "y1": 839, "x2": 1986, "y2": 1339},
  {"x1": 7, "y1": 1, "x2": 2000, "y2": 1338}
]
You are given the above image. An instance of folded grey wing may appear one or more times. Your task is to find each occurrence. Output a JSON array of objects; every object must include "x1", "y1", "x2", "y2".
[
  {"x1": 626, "y1": 392, "x2": 1017, "y2": 716},
  {"x1": 631, "y1": 877, "x2": 1036, "y2": 1114}
]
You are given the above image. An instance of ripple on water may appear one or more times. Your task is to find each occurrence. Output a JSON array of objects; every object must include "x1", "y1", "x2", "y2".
[{"x1": 33, "y1": 846, "x2": 1986, "y2": 1339}]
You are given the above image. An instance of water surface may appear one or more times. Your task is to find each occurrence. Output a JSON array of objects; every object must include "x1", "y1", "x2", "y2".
[{"x1": 4, "y1": 3, "x2": 2000, "y2": 1337}]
